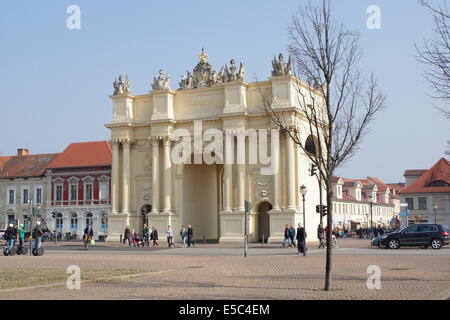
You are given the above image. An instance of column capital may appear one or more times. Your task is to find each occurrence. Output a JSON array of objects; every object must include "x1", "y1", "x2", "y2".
[
  {"x1": 121, "y1": 138, "x2": 135, "y2": 147},
  {"x1": 162, "y1": 136, "x2": 172, "y2": 145},
  {"x1": 149, "y1": 136, "x2": 162, "y2": 144},
  {"x1": 110, "y1": 139, "x2": 121, "y2": 149}
]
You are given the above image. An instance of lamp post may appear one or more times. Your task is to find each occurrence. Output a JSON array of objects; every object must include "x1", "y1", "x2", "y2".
[
  {"x1": 300, "y1": 185, "x2": 307, "y2": 257},
  {"x1": 369, "y1": 196, "x2": 374, "y2": 238},
  {"x1": 433, "y1": 204, "x2": 439, "y2": 224}
]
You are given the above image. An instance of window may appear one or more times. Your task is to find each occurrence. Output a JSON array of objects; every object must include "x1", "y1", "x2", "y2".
[
  {"x1": 70, "y1": 185, "x2": 77, "y2": 201},
  {"x1": 404, "y1": 225, "x2": 420, "y2": 233},
  {"x1": 99, "y1": 182, "x2": 109, "y2": 201},
  {"x1": 56, "y1": 185, "x2": 62, "y2": 201},
  {"x1": 419, "y1": 225, "x2": 437, "y2": 232},
  {"x1": 8, "y1": 190, "x2": 15, "y2": 204},
  {"x1": 56, "y1": 213, "x2": 63, "y2": 229},
  {"x1": 70, "y1": 213, "x2": 78, "y2": 229},
  {"x1": 85, "y1": 213, "x2": 93, "y2": 227},
  {"x1": 418, "y1": 197, "x2": 427, "y2": 210},
  {"x1": 85, "y1": 184, "x2": 93, "y2": 201},
  {"x1": 405, "y1": 198, "x2": 414, "y2": 210},
  {"x1": 23, "y1": 189, "x2": 29, "y2": 204},
  {"x1": 305, "y1": 136, "x2": 316, "y2": 155},
  {"x1": 36, "y1": 188, "x2": 42, "y2": 204}
]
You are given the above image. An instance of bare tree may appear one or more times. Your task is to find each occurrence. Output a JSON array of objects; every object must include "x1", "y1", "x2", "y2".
[
  {"x1": 415, "y1": 0, "x2": 450, "y2": 119},
  {"x1": 260, "y1": 0, "x2": 386, "y2": 291}
]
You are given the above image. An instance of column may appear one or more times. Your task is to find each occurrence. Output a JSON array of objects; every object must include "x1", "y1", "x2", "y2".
[
  {"x1": 150, "y1": 137, "x2": 160, "y2": 214},
  {"x1": 111, "y1": 140, "x2": 120, "y2": 214},
  {"x1": 237, "y1": 131, "x2": 245, "y2": 212},
  {"x1": 223, "y1": 131, "x2": 233, "y2": 212},
  {"x1": 271, "y1": 130, "x2": 281, "y2": 211},
  {"x1": 122, "y1": 138, "x2": 132, "y2": 214},
  {"x1": 163, "y1": 136, "x2": 172, "y2": 212},
  {"x1": 285, "y1": 132, "x2": 296, "y2": 211}
]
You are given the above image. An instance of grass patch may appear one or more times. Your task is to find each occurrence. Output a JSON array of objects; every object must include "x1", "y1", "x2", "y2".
[
  {"x1": 0, "y1": 268, "x2": 146, "y2": 290},
  {"x1": 389, "y1": 268, "x2": 410, "y2": 271}
]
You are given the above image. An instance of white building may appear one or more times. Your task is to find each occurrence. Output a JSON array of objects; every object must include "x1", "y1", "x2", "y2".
[{"x1": 106, "y1": 50, "x2": 325, "y2": 243}]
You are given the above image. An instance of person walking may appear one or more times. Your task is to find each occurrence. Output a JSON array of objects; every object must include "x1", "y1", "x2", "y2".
[
  {"x1": 296, "y1": 223, "x2": 306, "y2": 255},
  {"x1": 166, "y1": 225, "x2": 174, "y2": 247},
  {"x1": 289, "y1": 225, "x2": 296, "y2": 248},
  {"x1": 32, "y1": 221, "x2": 44, "y2": 252},
  {"x1": 187, "y1": 225, "x2": 195, "y2": 247},
  {"x1": 122, "y1": 226, "x2": 131, "y2": 247},
  {"x1": 18, "y1": 223, "x2": 26, "y2": 253},
  {"x1": 151, "y1": 226, "x2": 159, "y2": 247},
  {"x1": 180, "y1": 226, "x2": 187, "y2": 248},
  {"x1": 317, "y1": 224, "x2": 325, "y2": 249},
  {"x1": 83, "y1": 224, "x2": 94, "y2": 250},
  {"x1": 130, "y1": 229, "x2": 137, "y2": 247},
  {"x1": 281, "y1": 224, "x2": 290, "y2": 248},
  {"x1": 5, "y1": 223, "x2": 17, "y2": 253},
  {"x1": 143, "y1": 224, "x2": 150, "y2": 247}
]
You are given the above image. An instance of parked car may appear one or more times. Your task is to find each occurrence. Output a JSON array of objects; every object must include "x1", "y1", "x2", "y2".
[{"x1": 379, "y1": 224, "x2": 449, "y2": 250}]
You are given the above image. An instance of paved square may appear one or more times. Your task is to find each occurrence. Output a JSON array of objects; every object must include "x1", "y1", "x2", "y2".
[{"x1": 0, "y1": 239, "x2": 449, "y2": 300}]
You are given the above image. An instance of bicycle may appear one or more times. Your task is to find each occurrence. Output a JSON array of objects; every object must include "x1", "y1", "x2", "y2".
[{"x1": 325, "y1": 234, "x2": 339, "y2": 249}]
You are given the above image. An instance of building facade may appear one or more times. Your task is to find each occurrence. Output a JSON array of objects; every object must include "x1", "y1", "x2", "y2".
[
  {"x1": 332, "y1": 176, "x2": 396, "y2": 229},
  {"x1": 45, "y1": 141, "x2": 112, "y2": 240},
  {"x1": 399, "y1": 158, "x2": 450, "y2": 228},
  {"x1": 106, "y1": 50, "x2": 325, "y2": 243},
  {"x1": 0, "y1": 149, "x2": 59, "y2": 229}
]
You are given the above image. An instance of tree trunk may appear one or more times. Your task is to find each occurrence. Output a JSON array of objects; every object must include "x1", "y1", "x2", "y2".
[{"x1": 324, "y1": 187, "x2": 333, "y2": 291}]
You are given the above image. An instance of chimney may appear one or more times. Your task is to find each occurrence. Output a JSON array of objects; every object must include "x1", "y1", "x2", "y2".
[{"x1": 17, "y1": 149, "x2": 29, "y2": 156}]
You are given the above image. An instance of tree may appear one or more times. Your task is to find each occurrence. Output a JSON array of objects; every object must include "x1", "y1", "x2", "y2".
[
  {"x1": 415, "y1": 0, "x2": 450, "y2": 119},
  {"x1": 260, "y1": 0, "x2": 386, "y2": 291}
]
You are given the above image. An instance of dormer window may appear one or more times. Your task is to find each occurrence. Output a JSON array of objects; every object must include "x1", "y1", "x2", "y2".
[
  {"x1": 337, "y1": 185, "x2": 342, "y2": 199},
  {"x1": 356, "y1": 189, "x2": 361, "y2": 201},
  {"x1": 385, "y1": 193, "x2": 389, "y2": 204}
]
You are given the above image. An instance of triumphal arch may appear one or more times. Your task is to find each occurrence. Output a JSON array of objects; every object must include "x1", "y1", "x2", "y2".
[{"x1": 106, "y1": 50, "x2": 323, "y2": 243}]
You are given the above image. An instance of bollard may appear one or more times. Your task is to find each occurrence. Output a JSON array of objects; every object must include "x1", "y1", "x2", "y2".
[
  {"x1": 203, "y1": 235, "x2": 206, "y2": 245},
  {"x1": 120, "y1": 234, "x2": 122, "y2": 244},
  {"x1": 262, "y1": 234, "x2": 265, "y2": 244}
]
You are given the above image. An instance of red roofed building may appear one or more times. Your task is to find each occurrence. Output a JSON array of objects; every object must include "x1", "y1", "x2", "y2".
[
  {"x1": 45, "y1": 141, "x2": 112, "y2": 240},
  {"x1": 0, "y1": 149, "x2": 59, "y2": 228},
  {"x1": 332, "y1": 175, "x2": 397, "y2": 230},
  {"x1": 398, "y1": 158, "x2": 450, "y2": 227}
]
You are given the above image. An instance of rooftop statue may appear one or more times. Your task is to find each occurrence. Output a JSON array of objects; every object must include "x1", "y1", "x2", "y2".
[
  {"x1": 113, "y1": 74, "x2": 131, "y2": 95},
  {"x1": 178, "y1": 49, "x2": 245, "y2": 90},
  {"x1": 272, "y1": 53, "x2": 292, "y2": 77},
  {"x1": 152, "y1": 69, "x2": 171, "y2": 90}
]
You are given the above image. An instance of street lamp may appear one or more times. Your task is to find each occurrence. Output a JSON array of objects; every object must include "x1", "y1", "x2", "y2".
[
  {"x1": 300, "y1": 185, "x2": 307, "y2": 257},
  {"x1": 433, "y1": 204, "x2": 439, "y2": 224},
  {"x1": 368, "y1": 195, "x2": 374, "y2": 237}
]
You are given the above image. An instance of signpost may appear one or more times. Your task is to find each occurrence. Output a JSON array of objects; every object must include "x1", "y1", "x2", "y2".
[{"x1": 244, "y1": 200, "x2": 251, "y2": 257}]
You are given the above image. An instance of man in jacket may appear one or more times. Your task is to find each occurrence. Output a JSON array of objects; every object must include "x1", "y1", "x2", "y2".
[
  {"x1": 166, "y1": 225, "x2": 174, "y2": 247},
  {"x1": 317, "y1": 224, "x2": 325, "y2": 248},
  {"x1": 33, "y1": 221, "x2": 44, "y2": 252},
  {"x1": 18, "y1": 224, "x2": 26, "y2": 253},
  {"x1": 122, "y1": 226, "x2": 131, "y2": 247},
  {"x1": 5, "y1": 223, "x2": 17, "y2": 252},
  {"x1": 187, "y1": 225, "x2": 194, "y2": 247},
  {"x1": 143, "y1": 224, "x2": 150, "y2": 247},
  {"x1": 83, "y1": 224, "x2": 94, "y2": 250},
  {"x1": 297, "y1": 223, "x2": 306, "y2": 255},
  {"x1": 180, "y1": 226, "x2": 187, "y2": 248},
  {"x1": 281, "y1": 225, "x2": 290, "y2": 248}
]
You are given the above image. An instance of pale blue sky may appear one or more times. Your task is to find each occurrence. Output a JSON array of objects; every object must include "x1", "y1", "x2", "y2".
[{"x1": 0, "y1": 0, "x2": 448, "y2": 183}]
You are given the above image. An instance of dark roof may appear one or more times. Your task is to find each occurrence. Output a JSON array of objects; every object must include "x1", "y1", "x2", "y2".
[
  {"x1": 404, "y1": 169, "x2": 427, "y2": 177},
  {"x1": 0, "y1": 153, "x2": 60, "y2": 179}
]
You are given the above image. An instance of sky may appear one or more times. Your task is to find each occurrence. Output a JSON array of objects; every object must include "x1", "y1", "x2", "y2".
[{"x1": 0, "y1": 0, "x2": 448, "y2": 183}]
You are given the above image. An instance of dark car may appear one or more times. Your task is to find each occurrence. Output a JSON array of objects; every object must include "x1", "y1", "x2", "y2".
[{"x1": 380, "y1": 224, "x2": 449, "y2": 250}]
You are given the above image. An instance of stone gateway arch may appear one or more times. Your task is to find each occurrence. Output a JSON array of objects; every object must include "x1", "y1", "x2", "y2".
[{"x1": 106, "y1": 50, "x2": 324, "y2": 243}]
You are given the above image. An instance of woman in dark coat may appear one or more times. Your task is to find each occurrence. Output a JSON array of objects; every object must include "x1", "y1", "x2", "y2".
[
  {"x1": 151, "y1": 226, "x2": 159, "y2": 247},
  {"x1": 122, "y1": 225, "x2": 131, "y2": 247}
]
